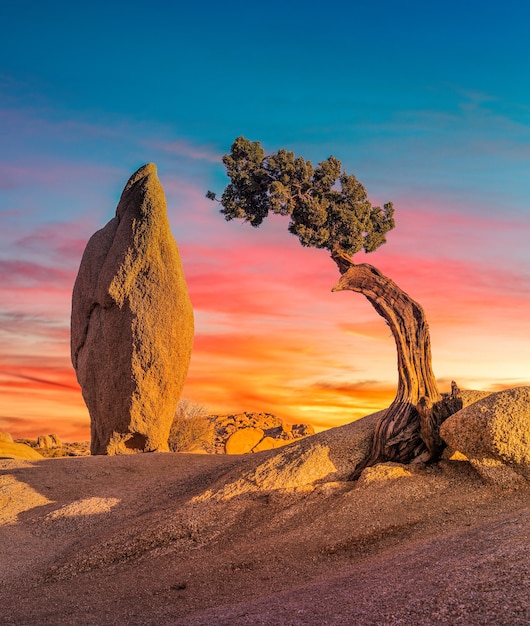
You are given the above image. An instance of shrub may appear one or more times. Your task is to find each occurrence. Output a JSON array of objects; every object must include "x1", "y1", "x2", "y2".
[{"x1": 168, "y1": 399, "x2": 213, "y2": 452}]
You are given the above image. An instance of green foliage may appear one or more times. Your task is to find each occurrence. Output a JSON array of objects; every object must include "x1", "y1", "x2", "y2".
[
  {"x1": 208, "y1": 136, "x2": 395, "y2": 258},
  {"x1": 168, "y1": 399, "x2": 213, "y2": 452}
]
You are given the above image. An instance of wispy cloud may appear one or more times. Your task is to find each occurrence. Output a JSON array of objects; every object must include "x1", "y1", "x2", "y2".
[
  {"x1": 14, "y1": 220, "x2": 94, "y2": 264},
  {"x1": 154, "y1": 138, "x2": 222, "y2": 163},
  {"x1": 0, "y1": 159, "x2": 123, "y2": 192},
  {"x1": 1, "y1": 370, "x2": 78, "y2": 391},
  {"x1": 0, "y1": 260, "x2": 74, "y2": 289}
]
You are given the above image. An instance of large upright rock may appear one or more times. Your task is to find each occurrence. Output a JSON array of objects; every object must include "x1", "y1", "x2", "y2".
[{"x1": 71, "y1": 164, "x2": 194, "y2": 455}]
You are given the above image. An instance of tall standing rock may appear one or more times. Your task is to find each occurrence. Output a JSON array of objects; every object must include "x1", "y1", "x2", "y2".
[{"x1": 71, "y1": 164, "x2": 194, "y2": 455}]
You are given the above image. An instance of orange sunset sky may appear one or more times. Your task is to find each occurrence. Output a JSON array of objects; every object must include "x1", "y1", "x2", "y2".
[
  {"x1": 1, "y1": 1, "x2": 530, "y2": 440},
  {"x1": 2, "y1": 189, "x2": 529, "y2": 440}
]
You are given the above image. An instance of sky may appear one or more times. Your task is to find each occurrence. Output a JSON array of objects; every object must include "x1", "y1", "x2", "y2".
[{"x1": 1, "y1": 0, "x2": 530, "y2": 441}]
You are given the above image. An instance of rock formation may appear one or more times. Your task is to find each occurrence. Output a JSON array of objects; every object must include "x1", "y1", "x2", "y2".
[
  {"x1": 440, "y1": 386, "x2": 530, "y2": 487},
  {"x1": 36, "y1": 434, "x2": 62, "y2": 449},
  {"x1": 13, "y1": 438, "x2": 90, "y2": 458},
  {"x1": 71, "y1": 164, "x2": 194, "y2": 455},
  {"x1": 209, "y1": 412, "x2": 315, "y2": 454}
]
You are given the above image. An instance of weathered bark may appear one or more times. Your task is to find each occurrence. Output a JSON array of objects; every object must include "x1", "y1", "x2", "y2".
[
  {"x1": 331, "y1": 252, "x2": 446, "y2": 479},
  {"x1": 417, "y1": 381, "x2": 463, "y2": 460}
]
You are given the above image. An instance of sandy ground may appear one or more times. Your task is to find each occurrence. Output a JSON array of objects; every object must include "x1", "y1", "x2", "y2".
[{"x1": 1, "y1": 445, "x2": 529, "y2": 625}]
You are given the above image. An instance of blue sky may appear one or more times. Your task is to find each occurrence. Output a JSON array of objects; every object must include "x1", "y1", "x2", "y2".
[
  {"x1": 1, "y1": 0, "x2": 530, "y2": 438},
  {"x1": 3, "y1": 0, "x2": 530, "y2": 211}
]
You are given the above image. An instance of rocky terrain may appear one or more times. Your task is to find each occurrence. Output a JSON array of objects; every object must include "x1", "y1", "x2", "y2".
[
  {"x1": 1, "y1": 387, "x2": 530, "y2": 625},
  {"x1": 12, "y1": 438, "x2": 91, "y2": 458},
  {"x1": 208, "y1": 412, "x2": 314, "y2": 454},
  {"x1": 6, "y1": 412, "x2": 314, "y2": 459}
]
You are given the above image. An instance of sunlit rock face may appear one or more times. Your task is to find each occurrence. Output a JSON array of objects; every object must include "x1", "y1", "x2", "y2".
[
  {"x1": 71, "y1": 164, "x2": 194, "y2": 455},
  {"x1": 225, "y1": 427, "x2": 265, "y2": 454},
  {"x1": 0, "y1": 441, "x2": 43, "y2": 460},
  {"x1": 440, "y1": 386, "x2": 530, "y2": 487}
]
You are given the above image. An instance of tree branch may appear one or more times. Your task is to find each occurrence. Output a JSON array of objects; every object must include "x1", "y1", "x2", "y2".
[{"x1": 331, "y1": 249, "x2": 355, "y2": 275}]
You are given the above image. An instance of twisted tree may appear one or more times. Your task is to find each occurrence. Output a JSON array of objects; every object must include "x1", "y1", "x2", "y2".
[{"x1": 208, "y1": 137, "x2": 459, "y2": 478}]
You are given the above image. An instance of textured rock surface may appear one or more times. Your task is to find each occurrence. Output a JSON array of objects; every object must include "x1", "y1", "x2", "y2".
[
  {"x1": 440, "y1": 386, "x2": 530, "y2": 486},
  {"x1": 2, "y1": 438, "x2": 530, "y2": 625},
  {"x1": 197, "y1": 411, "x2": 383, "y2": 500},
  {"x1": 71, "y1": 164, "x2": 194, "y2": 455}
]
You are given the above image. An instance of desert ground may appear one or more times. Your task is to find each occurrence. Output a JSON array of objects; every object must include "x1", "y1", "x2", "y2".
[{"x1": 1, "y1": 420, "x2": 530, "y2": 626}]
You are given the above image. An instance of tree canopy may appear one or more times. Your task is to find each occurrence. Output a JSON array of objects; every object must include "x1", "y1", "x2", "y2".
[
  {"x1": 208, "y1": 136, "x2": 395, "y2": 258},
  {"x1": 208, "y1": 137, "x2": 456, "y2": 476}
]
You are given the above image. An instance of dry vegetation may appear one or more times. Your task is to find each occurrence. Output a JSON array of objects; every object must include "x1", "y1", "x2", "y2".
[{"x1": 168, "y1": 399, "x2": 212, "y2": 452}]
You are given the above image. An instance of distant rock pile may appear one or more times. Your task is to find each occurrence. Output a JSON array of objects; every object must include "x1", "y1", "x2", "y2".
[
  {"x1": 14, "y1": 438, "x2": 90, "y2": 458},
  {"x1": 71, "y1": 164, "x2": 194, "y2": 455},
  {"x1": 209, "y1": 412, "x2": 314, "y2": 454},
  {"x1": 36, "y1": 434, "x2": 62, "y2": 450}
]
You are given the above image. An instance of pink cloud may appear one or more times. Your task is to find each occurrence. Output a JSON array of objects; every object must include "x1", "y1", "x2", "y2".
[
  {"x1": 0, "y1": 311, "x2": 70, "y2": 343},
  {"x1": 0, "y1": 107, "x2": 129, "y2": 143},
  {"x1": 180, "y1": 206, "x2": 530, "y2": 335},
  {"x1": 386, "y1": 199, "x2": 530, "y2": 264},
  {"x1": 0, "y1": 158, "x2": 122, "y2": 191},
  {"x1": 183, "y1": 245, "x2": 335, "y2": 319},
  {"x1": 0, "y1": 356, "x2": 89, "y2": 440},
  {"x1": 154, "y1": 138, "x2": 222, "y2": 163},
  {"x1": 1, "y1": 370, "x2": 79, "y2": 392},
  {"x1": 14, "y1": 219, "x2": 95, "y2": 264},
  {"x1": 0, "y1": 260, "x2": 74, "y2": 288}
]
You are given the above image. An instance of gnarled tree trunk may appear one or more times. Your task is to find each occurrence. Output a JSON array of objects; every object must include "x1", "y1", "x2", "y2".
[{"x1": 331, "y1": 252, "x2": 446, "y2": 479}]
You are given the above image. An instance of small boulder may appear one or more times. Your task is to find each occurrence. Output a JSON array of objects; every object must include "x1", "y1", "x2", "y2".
[
  {"x1": 440, "y1": 386, "x2": 530, "y2": 487},
  {"x1": 197, "y1": 443, "x2": 337, "y2": 501},
  {"x1": 225, "y1": 428, "x2": 264, "y2": 454},
  {"x1": 0, "y1": 432, "x2": 13, "y2": 443}
]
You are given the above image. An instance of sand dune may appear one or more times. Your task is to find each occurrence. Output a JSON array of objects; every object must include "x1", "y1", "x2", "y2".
[{"x1": 1, "y1": 428, "x2": 529, "y2": 625}]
